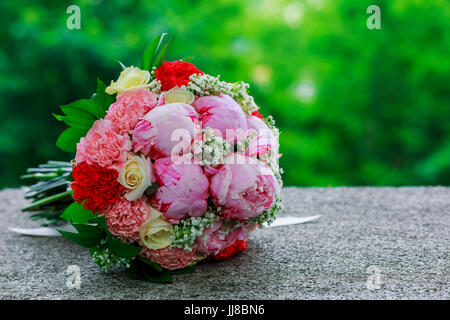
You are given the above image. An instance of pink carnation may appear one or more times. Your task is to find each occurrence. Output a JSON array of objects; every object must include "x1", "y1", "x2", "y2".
[
  {"x1": 195, "y1": 220, "x2": 254, "y2": 256},
  {"x1": 105, "y1": 88, "x2": 158, "y2": 135},
  {"x1": 140, "y1": 247, "x2": 197, "y2": 270},
  {"x1": 150, "y1": 156, "x2": 209, "y2": 223},
  {"x1": 210, "y1": 153, "x2": 280, "y2": 220},
  {"x1": 75, "y1": 119, "x2": 131, "y2": 171},
  {"x1": 101, "y1": 196, "x2": 149, "y2": 242}
]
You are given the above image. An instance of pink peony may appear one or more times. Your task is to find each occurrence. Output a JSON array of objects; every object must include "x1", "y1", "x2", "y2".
[
  {"x1": 150, "y1": 156, "x2": 209, "y2": 223},
  {"x1": 140, "y1": 246, "x2": 197, "y2": 270},
  {"x1": 75, "y1": 119, "x2": 131, "y2": 171},
  {"x1": 100, "y1": 196, "x2": 150, "y2": 242},
  {"x1": 195, "y1": 220, "x2": 255, "y2": 256},
  {"x1": 246, "y1": 115, "x2": 279, "y2": 158},
  {"x1": 132, "y1": 103, "x2": 200, "y2": 160},
  {"x1": 192, "y1": 94, "x2": 248, "y2": 142},
  {"x1": 209, "y1": 153, "x2": 280, "y2": 220},
  {"x1": 202, "y1": 165, "x2": 223, "y2": 177},
  {"x1": 105, "y1": 88, "x2": 158, "y2": 135}
]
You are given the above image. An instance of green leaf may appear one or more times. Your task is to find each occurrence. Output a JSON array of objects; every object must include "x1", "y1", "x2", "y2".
[
  {"x1": 56, "y1": 127, "x2": 87, "y2": 152},
  {"x1": 56, "y1": 106, "x2": 97, "y2": 125},
  {"x1": 144, "y1": 183, "x2": 159, "y2": 196},
  {"x1": 117, "y1": 61, "x2": 127, "y2": 70},
  {"x1": 89, "y1": 246, "x2": 97, "y2": 257},
  {"x1": 138, "y1": 258, "x2": 172, "y2": 283},
  {"x1": 55, "y1": 83, "x2": 113, "y2": 155},
  {"x1": 53, "y1": 113, "x2": 94, "y2": 130},
  {"x1": 126, "y1": 257, "x2": 174, "y2": 283},
  {"x1": 180, "y1": 56, "x2": 194, "y2": 62},
  {"x1": 126, "y1": 259, "x2": 141, "y2": 280},
  {"x1": 153, "y1": 39, "x2": 171, "y2": 69},
  {"x1": 57, "y1": 226, "x2": 105, "y2": 248},
  {"x1": 91, "y1": 79, "x2": 115, "y2": 112},
  {"x1": 60, "y1": 201, "x2": 96, "y2": 224},
  {"x1": 141, "y1": 267, "x2": 173, "y2": 283},
  {"x1": 106, "y1": 234, "x2": 141, "y2": 259},
  {"x1": 61, "y1": 99, "x2": 105, "y2": 120},
  {"x1": 138, "y1": 255, "x2": 163, "y2": 272},
  {"x1": 88, "y1": 215, "x2": 108, "y2": 230},
  {"x1": 168, "y1": 264, "x2": 196, "y2": 275},
  {"x1": 141, "y1": 33, "x2": 167, "y2": 71},
  {"x1": 72, "y1": 223, "x2": 105, "y2": 235}
]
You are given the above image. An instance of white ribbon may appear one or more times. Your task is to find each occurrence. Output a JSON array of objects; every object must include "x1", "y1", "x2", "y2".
[
  {"x1": 8, "y1": 215, "x2": 320, "y2": 237},
  {"x1": 8, "y1": 224, "x2": 77, "y2": 237},
  {"x1": 263, "y1": 215, "x2": 321, "y2": 228}
]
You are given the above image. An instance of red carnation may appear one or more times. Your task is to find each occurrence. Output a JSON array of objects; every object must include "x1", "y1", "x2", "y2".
[
  {"x1": 251, "y1": 110, "x2": 264, "y2": 119},
  {"x1": 213, "y1": 240, "x2": 248, "y2": 260},
  {"x1": 71, "y1": 162, "x2": 125, "y2": 213},
  {"x1": 155, "y1": 60, "x2": 203, "y2": 91}
]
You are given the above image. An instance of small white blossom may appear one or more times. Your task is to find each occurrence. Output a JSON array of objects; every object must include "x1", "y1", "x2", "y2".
[{"x1": 187, "y1": 74, "x2": 258, "y2": 114}]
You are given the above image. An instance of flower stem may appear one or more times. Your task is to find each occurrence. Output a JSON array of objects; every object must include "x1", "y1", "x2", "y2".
[{"x1": 21, "y1": 190, "x2": 72, "y2": 212}]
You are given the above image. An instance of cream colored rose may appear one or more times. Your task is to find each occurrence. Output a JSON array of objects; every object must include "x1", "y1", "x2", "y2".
[
  {"x1": 139, "y1": 208, "x2": 173, "y2": 250},
  {"x1": 118, "y1": 154, "x2": 153, "y2": 201},
  {"x1": 105, "y1": 66, "x2": 150, "y2": 95},
  {"x1": 163, "y1": 87, "x2": 195, "y2": 104}
]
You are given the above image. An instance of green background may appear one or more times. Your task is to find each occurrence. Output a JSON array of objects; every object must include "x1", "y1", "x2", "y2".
[{"x1": 1, "y1": 0, "x2": 449, "y2": 188}]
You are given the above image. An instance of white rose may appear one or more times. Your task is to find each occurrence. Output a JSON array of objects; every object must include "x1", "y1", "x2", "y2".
[
  {"x1": 163, "y1": 87, "x2": 195, "y2": 104},
  {"x1": 105, "y1": 66, "x2": 150, "y2": 95},
  {"x1": 118, "y1": 154, "x2": 154, "y2": 201},
  {"x1": 139, "y1": 207, "x2": 173, "y2": 250}
]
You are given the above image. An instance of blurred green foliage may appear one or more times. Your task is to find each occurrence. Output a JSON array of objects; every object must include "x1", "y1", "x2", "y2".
[{"x1": 0, "y1": 0, "x2": 449, "y2": 187}]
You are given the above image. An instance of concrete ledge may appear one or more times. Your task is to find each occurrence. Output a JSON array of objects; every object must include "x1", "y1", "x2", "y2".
[{"x1": 0, "y1": 187, "x2": 449, "y2": 299}]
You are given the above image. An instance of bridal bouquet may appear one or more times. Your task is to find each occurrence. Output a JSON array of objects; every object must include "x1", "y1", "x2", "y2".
[{"x1": 21, "y1": 34, "x2": 283, "y2": 282}]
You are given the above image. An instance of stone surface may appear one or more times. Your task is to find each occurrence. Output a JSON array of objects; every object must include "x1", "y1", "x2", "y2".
[{"x1": 0, "y1": 187, "x2": 449, "y2": 300}]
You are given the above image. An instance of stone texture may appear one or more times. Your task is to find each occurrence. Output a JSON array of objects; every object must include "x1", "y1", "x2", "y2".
[{"x1": 0, "y1": 187, "x2": 449, "y2": 299}]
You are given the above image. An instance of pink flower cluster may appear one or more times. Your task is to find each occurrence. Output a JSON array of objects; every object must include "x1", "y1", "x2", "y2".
[
  {"x1": 73, "y1": 62, "x2": 282, "y2": 270},
  {"x1": 75, "y1": 119, "x2": 131, "y2": 171},
  {"x1": 210, "y1": 153, "x2": 280, "y2": 220},
  {"x1": 105, "y1": 88, "x2": 158, "y2": 135},
  {"x1": 195, "y1": 220, "x2": 256, "y2": 256},
  {"x1": 150, "y1": 156, "x2": 209, "y2": 223},
  {"x1": 101, "y1": 196, "x2": 150, "y2": 242},
  {"x1": 140, "y1": 246, "x2": 198, "y2": 270}
]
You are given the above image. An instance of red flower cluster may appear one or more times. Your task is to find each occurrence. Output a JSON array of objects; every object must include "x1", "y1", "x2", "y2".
[
  {"x1": 213, "y1": 240, "x2": 248, "y2": 260},
  {"x1": 71, "y1": 162, "x2": 125, "y2": 213},
  {"x1": 251, "y1": 110, "x2": 264, "y2": 119},
  {"x1": 155, "y1": 60, "x2": 203, "y2": 91}
]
